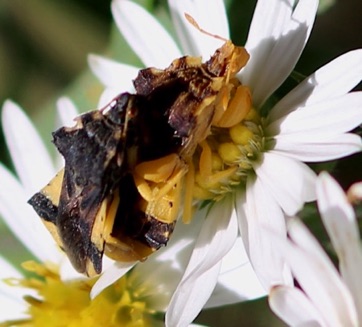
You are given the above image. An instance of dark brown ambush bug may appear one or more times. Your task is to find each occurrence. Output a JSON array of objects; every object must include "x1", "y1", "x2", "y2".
[{"x1": 28, "y1": 35, "x2": 250, "y2": 277}]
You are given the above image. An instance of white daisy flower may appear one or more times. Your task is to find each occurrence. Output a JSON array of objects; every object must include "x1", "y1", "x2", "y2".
[
  {"x1": 88, "y1": 0, "x2": 362, "y2": 325},
  {"x1": 269, "y1": 172, "x2": 362, "y2": 326},
  {"x1": 0, "y1": 99, "x2": 264, "y2": 325}
]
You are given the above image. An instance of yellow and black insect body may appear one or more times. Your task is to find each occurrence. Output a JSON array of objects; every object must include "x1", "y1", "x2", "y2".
[{"x1": 28, "y1": 40, "x2": 250, "y2": 276}]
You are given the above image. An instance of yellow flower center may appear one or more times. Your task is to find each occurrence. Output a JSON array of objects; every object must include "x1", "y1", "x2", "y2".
[
  {"x1": 191, "y1": 104, "x2": 262, "y2": 202},
  {"x1": 1, "y1": 261, "x2": 158, "y2": 327},
  {"x1": 180, "y1": 78, "x2": 263, "y2": 222}
]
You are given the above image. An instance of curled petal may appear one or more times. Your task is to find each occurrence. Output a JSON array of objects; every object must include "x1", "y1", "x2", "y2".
[
  {"x1": 317, "y1": 173, "x2": 362, "y2": 322},
  {"x1": 286, "y1": 219, "x2": 358, "y2": 326}
]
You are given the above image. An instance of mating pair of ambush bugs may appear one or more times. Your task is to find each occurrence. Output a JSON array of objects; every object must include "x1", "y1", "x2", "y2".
[{"x1": 28, "y1": 20, "x2": 251, "y2": 277}]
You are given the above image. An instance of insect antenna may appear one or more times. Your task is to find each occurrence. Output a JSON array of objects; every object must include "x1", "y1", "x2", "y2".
[{"x1": 184, "y1": 13, "x2": 228, "y2": 42}]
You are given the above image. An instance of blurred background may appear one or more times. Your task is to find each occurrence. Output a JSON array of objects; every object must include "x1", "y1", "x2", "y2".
[{"x1": 0, "y1": 0, "x2": 361, "y2": 325}]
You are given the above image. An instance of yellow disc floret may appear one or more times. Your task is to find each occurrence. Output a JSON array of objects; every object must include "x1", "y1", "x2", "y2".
[{"x1": 1, "y1": 261, "x2": 158, "y2": 327}]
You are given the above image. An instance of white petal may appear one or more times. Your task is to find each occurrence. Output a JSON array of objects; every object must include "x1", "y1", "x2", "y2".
[
  {"x1": 243, "y1": 0, "x2": 293, "y2": 51},
  {"x1": 166, "y1": 263, "x2": 221, "y2": 327},
  {"x1": 54, "y1": 97, "x2": 79, "y2": 170},
  {"x1": 2, "y1": 100, "x2": 55, "y2": 196},
  {"x1": 130, "y1": 257, "x2": 182, "y2": 312},
  {"x1": 88, "y1": 54, "x2": 139, "y2": 91},
  {"x1": 59, "y1": 255, "x2": 87, "y2": 281},
  {"x1": 166, "y1": 197, "x2": 238, "y2": 326},
  {"x1": 0, "y1": 257, "x2": 26, "y2": 300},
  {"x1": 254, "y1": 152, "x2": 316, "y2": 216},
  {"x1": 0, "y1": 298, "x2": 28, "y2": 322},
  {"x1": 97, "y1": 88, "x2": 125, "y2": 108},
  {"x1": 271, "y1": 133, "x2": 362, "y2": 162},
  {"x1": 269, "y1": 49, "x2": 362, "y2": 122},
  {"x1": 241, "y1": 3, "x2": 292, "y2": 94},
  {"x1": 90, "y1": 261, "x2": 135, "y2": 299},
  {"x1": 242, "y1": 0, "x2": 318, "y2": 106},
  {"x1": 234, "y1": 189, "x2": 249, "y2": 252},
  {"x1": 266, "y1": 92, "x2": 362, "y2": 138},
  {"x1": 168, "y1": 0, "x2": 228, "y2": 57},
  {"x1": 317, "y1": 173, "x2": 362, "y2": 322},
  {"x1": 180, "y1": 197, "x2": 237, "y2": 279},
  {"x1": 0, "y1": 164, "x2": 62, "y2": 263},
  {"x1": 0, "y1": 297, "x2": 28, "y2": 321},
  {"x1": 131, "y1": 216, "x2": 204, "y2": 312},
  {"x1": 0, "y1": 257, "x2": 23, "y2": 279},
  {"x1": 55, "y1": 97, "x2": 78, "y2": 128},
  {"x1": 238, "y1": 177, "x2": 292, "y2": 290},
  {"x1": 269, "y1": 285, "x2": 323, "y2": 326},
  {"x1": 205, "y1": 237, "x2": 266, "y2": 308},
  {"x1": 111, "y1": 0, "x2": 181, "y2": 68},
  {"x1": 0, "y1": 257, "x2": 29, "y2": 321},
  {"x1": 286, "y1": 219, "x2": 358, "y2": 326},
  {"x1": 142, "y1": 210, "x2": 203, "y2": 268}
]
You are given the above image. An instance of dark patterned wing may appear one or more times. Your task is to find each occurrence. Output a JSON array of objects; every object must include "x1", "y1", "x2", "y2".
[{"x1": 29, "y1": 93, "x2": 136, "y2": 276}]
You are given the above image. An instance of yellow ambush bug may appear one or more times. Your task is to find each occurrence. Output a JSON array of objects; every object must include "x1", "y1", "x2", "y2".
[{"x1": 28, "y1": 25, "x2": 250, "y2": 277}]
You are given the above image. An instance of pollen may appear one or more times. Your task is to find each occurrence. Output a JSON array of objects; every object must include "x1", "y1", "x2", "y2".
[{"x1": 1, "y1": 261, "x2": 156, "y2": 327}]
